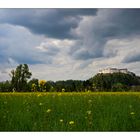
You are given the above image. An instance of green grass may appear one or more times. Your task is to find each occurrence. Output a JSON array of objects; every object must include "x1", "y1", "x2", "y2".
[{"x1": 0, "y1": 92, "x2": 140, "y2": 131}]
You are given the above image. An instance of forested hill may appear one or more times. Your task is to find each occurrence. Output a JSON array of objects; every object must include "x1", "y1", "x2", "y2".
[{"x1": 88, "y1": 73, "x2": 140, "y2": 91}]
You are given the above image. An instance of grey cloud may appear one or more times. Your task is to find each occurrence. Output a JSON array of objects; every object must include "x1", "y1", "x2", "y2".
[
  {"x1": 78, "y1": 59, "x2": 93, "y2": 69},
  {"x1": 1, "y1": 70, "x2": 7, "y2": 74},
  {"x1": 122, "y1": 53, "x2": 140, "y2": 63},
  {"x1": 0, "y1": 9, "x2": 140, "y2": 62},
  {"x1": 95, "y1": 9, "x2": 140, "y2": 39},
  {"x1": 0, "y1": 9, "x2": 97, "y2": 39},
  {"x1": 0, "y1": 24, "x2": 58, "y2": 66},
  {"x1": 37, "y1": 42, "x2": 60, "y2": 56},
  {"x1": 69, "y1": 9, "x2": 140, "y2": 61},
  {"x1": 57, "y1": 9, "x2": 97, "y2": 16},
  {"x1": 71, "y1": 48, "x2": 102, "y2": 60},
  {"x1": 43, "y1": 47, "x2": 59, "y2": 56},
  {"x1": 11, "y1": 56, "x2": 44, "y2": 65},
  {"x1": 3, "y1": 8, "x2": 140, "y2": 62}
]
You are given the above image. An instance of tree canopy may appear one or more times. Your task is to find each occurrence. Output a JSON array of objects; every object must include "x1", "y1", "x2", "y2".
[
  {"x1": 89, "y1": 73, "x2": 140, "y2": 91},
  {"x1": 10, "y1": 64, "x2": 32, "y2": 91}
]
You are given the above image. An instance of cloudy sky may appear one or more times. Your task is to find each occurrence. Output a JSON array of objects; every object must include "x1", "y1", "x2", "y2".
[{"x1": 0, "y1": 8, "x2": 140, "y2": 81}]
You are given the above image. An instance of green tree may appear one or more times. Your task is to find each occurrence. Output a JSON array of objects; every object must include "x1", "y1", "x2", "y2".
[
  {"x1": 28, "y1": 78, "x2": 39, "y2": 92},
  {"x1": 0, "y1": 80, "x2": 12, "y2": 92},
  {"x1": 111, "y1": 83, "x2": 128, "y2": 91},
  {"x1": 89, "y1": 73, "x2": 140, "y2": 91},
  {"x1": 130, "y1": 85, "x2": 140, "y2": 91},
  {"x1": 45, "y1": 81, "x2": 53, "y2": 92},
  {"x1": 10, "y1": 64, "x2": 32, "y2": 91}
]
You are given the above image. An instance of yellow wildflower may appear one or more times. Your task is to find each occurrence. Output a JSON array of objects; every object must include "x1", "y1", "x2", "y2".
[
  {"x1": 130, "y1": 112, "x2": 135, "y2": 115},
  {"x1": 46, "y1": 109, "x2": 51, "y2": 113},
  {"x1": 58, "y1": 93, "x2": 62, "y2": 96},
  {"x1": 39, "y1": 80, "x2": 46, "y2": 86},
  {"x1": 87, "y1": 110, "x2": 92, "y2": 115},
  {"x1": 39, "y1": 103, "x2": 43, "y2": 106},
  {"x1": 69, "y1": 121, "x2": 74, "y2": 125},
  {"x1": 62, "y1": 88, "x2": 65, "y2": 92},
  {"x1": 39, "y1": 80, "x2": 46, "y2": 91},
  {"x1": 37, "y1": 93, "x2": 42, "y2": 97},
  {"x1": 60, "y1": 119, "x2": 63, "y2": 123}
]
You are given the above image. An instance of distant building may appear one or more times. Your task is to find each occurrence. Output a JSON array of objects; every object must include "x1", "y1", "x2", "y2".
[{"x1": 98, "y1": 68, "x2": 133, "y2": 75}]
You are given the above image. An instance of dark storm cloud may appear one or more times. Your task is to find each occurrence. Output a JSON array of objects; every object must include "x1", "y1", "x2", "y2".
[
  {"x1": 57, "y1": 9, "x2": 98, "y2": 16},
  {"x1": 122, "y1": 53, "x2": 140, "y2": 63},
  {"x1": 70, "y1": 44, "x2": 103, "y2": 60},
  {"x1": 0, "y1": 9, "x2": 97, "y2": 39},
  {"x1": 0, "y1": 53, "x2": 7, "y2": 63},
  {"x1": 11, "y1": 56, "x2": 43, "y2": 65},
  {"x1": 0, "y1": 23, "x2": 57, "y2": 66},
  {"x1": 96, "y1": 9, "x2": 140, "y2": 39},
  {"x1": 0, "y1": 44, "x2": 10, "y2": 63},
  {"x1": 0, "y1": 9, "x2": 140, "y2": 64},
  {"x1": 69, "y1": 9, "x2": 140, "y2": 60},
  {"x1": 73, "y1": 50, "x2": 95, "y2": 60}
]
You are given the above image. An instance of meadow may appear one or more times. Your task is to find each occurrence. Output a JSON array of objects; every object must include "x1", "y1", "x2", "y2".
[{"x1": 0, "y1": 92, "x2": 140, "y2": 131}]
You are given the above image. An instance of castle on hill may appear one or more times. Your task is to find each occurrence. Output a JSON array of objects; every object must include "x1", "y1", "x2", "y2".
[{"x1": 98, "y1": 68, "x2": 133, "y2": 75}]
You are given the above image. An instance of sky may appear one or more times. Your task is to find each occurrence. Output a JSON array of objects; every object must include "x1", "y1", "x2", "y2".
[{"x1": 0, "y1": 8, "x2": 140, "y2": 81}]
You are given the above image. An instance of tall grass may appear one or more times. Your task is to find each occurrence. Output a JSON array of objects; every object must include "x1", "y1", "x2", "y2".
[{"x1": 0, "y1": 92, "x2": 140, "y2": 131}]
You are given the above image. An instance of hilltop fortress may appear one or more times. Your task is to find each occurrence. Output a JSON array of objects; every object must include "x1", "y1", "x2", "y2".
[{"x1": 98, "y1": 68, "x2": 134, "y2": 75}]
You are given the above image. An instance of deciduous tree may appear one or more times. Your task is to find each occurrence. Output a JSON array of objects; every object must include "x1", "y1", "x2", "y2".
[{"x1": 10, "y1": 64, "x2": 32, "y2": 91}]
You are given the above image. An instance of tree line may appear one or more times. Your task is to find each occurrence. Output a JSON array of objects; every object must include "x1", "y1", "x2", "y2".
[{"x1": 0, "y1": 64, "x2": 140, "y2": 92}]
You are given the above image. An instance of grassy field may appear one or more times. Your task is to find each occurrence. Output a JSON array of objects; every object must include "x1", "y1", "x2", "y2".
[{"x1": 0, "y1": 92, "x2": 140, "y2": 131}]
